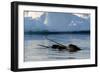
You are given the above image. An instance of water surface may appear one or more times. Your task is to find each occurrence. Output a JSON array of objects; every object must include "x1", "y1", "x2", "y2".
[{"x1": 24, "y1": 33, "x2": 90, "y2": 62}]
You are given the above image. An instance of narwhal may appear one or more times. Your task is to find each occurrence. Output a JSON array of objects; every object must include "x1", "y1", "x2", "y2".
[{"x1": 38, "y1": 38, "x2": 81, "y2": 52}]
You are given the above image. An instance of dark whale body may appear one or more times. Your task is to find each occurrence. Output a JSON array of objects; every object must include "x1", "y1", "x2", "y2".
[
  {"x1": 38, "y1": 44, "x2": 81, "y2": 52},
  {"x1": 51, "y1": 44, "x2": 66, "y2": 49},
  {"x1": 68, "y1": 44, "x2": 81, "y2": 52},
  {"x1": 51, "y1": 44, "x2": 81, "y2": 52}
]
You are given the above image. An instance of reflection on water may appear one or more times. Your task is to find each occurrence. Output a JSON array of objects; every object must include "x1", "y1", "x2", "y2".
[{"x1": 24, "y1": 34, "x2": 90, "y2": 62}]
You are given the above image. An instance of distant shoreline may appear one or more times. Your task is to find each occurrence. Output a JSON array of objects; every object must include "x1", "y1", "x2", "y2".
[{"x1": 24, "y1": 31, "x2": 90, "y2": 35}]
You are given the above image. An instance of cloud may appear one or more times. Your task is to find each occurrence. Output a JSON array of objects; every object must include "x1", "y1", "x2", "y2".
[
  {"x1": 73, "y1": 13, "x2": 90, "y2": 19},
  {"x1": 24, "y1": 11, "x2": 44, "y2": 19}
]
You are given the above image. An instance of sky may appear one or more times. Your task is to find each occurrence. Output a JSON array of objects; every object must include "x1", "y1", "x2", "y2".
[{"x1": 24, "y1": 11, "x2": 89, "y2": 19}]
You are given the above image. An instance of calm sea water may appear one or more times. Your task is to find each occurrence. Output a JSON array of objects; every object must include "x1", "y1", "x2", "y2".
[{"x1": 24, "y1": 33, "x2": 90, "y2": 62}]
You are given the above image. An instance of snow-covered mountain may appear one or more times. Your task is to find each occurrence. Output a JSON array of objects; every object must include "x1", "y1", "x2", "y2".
[
  {"x1": 24, "y1": 12, "x2": 90, "y2": 32},
  {"x1": 24, "y1": 16, "x2": 47, "y2": 32},
  {"x1": 45, "y1": 13, "x2": 90, "y2": 32}
]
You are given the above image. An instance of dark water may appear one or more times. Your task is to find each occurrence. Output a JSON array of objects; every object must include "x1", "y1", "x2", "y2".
[{"x1": 24, "y1": 33, "x2": 90, "y2": 62}]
